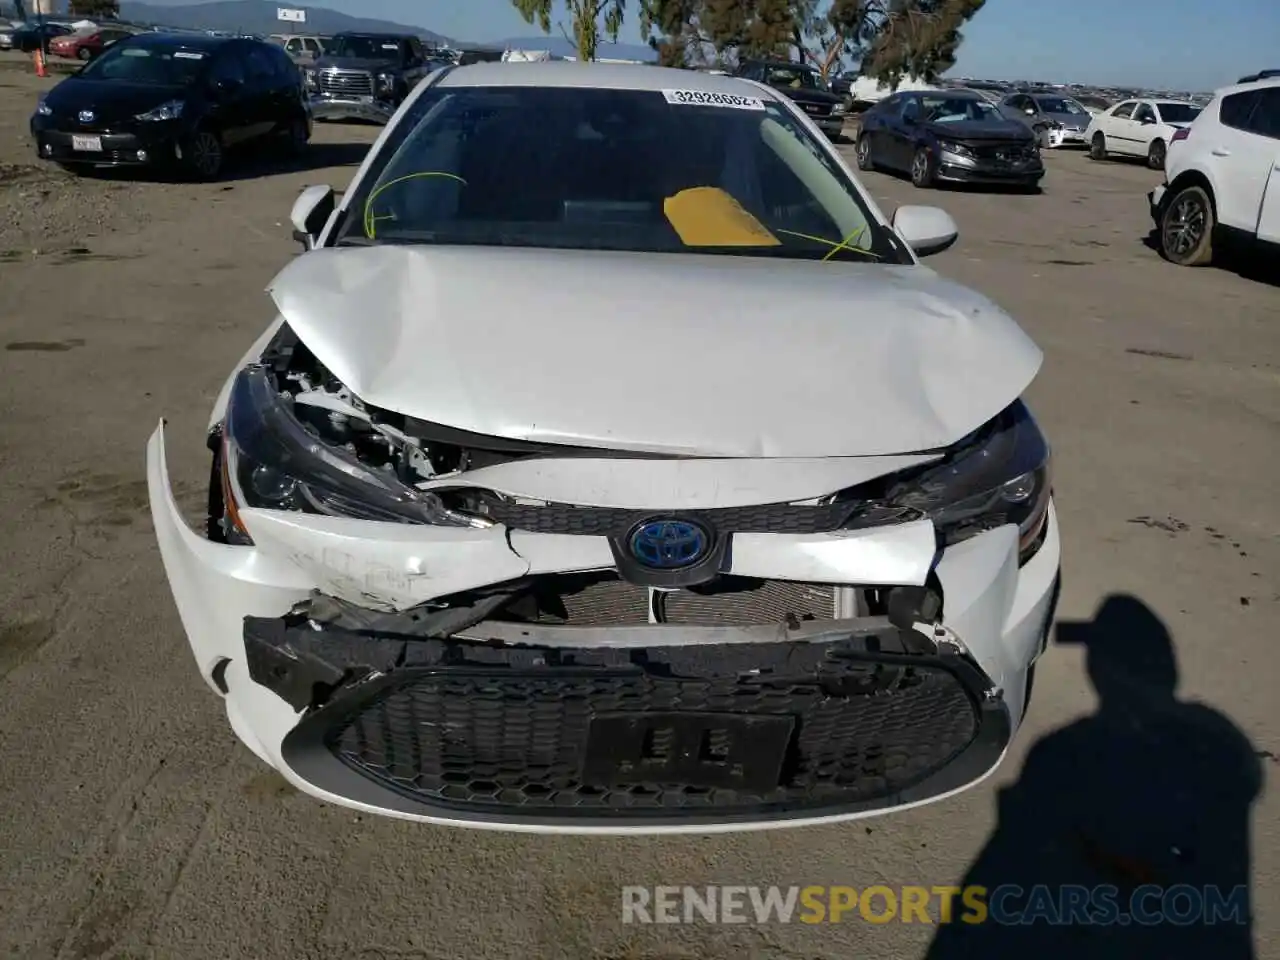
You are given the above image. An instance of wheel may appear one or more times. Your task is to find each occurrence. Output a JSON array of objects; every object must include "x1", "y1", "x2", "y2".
[
  {"x1": 1147, "y1": 138, "x2": 1166, "y2": 171},
  {"x1": 1159, "y1": 184, "x2": 1215, "y2": 266},
  {"x1": 1089, "y1": 132, "x2": 1107, "y2": 161},
  {"x1": 910, "y1": 146, "x2": 935, "y2": 188},
  {"x1": 76, "y1": 46, "x2": 91, "y2": 61},
  {"x1": 855, "y1": 133, "x2": 875, "y2": 171},
  {"x1": 182, "y1": 128, "x2": 224, "y2": 181}
]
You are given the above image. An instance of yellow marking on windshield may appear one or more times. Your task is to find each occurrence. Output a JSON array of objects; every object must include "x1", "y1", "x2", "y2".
[
  {"x1": 774, "y1": 227, "x2": 882, "y2": 261},
  {"x1": 363, "y1": 171, "x2": 468, "y2": 238},
  {"x1": 663, "y1": 187, "x2": 781, "y2": 247}
]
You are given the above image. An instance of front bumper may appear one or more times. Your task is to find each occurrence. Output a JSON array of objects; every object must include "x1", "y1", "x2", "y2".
[
  {"x1": 147, "y1": 422, "x2": 1061, "y2": 834},
  {"x1": 937, "y1": 158, "x2": 1044, "y2": 187},
  {"x1": 1149, "y1": 183, "x2": 1168, "y2": 224},
  {"x1": 308, "y1": 93, "x2": 396, "y2": 123},
  {"x1": 30, "y1": 118, "x2": 184, "y2": 168}
]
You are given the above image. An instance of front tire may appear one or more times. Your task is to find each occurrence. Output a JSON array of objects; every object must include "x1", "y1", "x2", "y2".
[
  {"x1": 1147, "y1": 138, "x2": 1166, "y2": 171},
  {"x1": 76, "y1": 47, "x2": 92, "y2": 61},
  {"x1": 182, "y1": 128, "x2": 224, "y2": 182},
  {"x1": 855, "y1": 133, "x2": 875, "y2": 171},
  {"x1": 1089, "y1": 132, "x2": 1108, "y2": 161},
  {"x1": 1159, "y1": 184, "x2": 1215, "y2": 266},
  {"x1": 910, "y1": 146, "x2": 936, "y2": 188}
]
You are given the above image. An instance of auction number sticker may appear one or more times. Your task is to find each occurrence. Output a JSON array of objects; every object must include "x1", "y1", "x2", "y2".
[{"x1": 662, "y1": 89, "x2": 766, "y2": 110}]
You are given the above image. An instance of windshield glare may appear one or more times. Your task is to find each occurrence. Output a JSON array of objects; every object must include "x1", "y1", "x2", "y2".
[
  {"x1": 923, "y1": 96, "x2": 997, "y2": 122},
  {"x1": 77, "y1": 43, "x2": 208, "y2": 84},
  {"x1": 1157, "y1": 103, "x2": 1201, "y2": 123},
  {"x1": 327, "y1": 35, "x2": 402, "y2": 59},
  {"x1": 1035, "y1": 96, "x2": 1086, "y2": 115},
  {"x1": 339, "y1": 86, "x2": 898, "y2": 264}
]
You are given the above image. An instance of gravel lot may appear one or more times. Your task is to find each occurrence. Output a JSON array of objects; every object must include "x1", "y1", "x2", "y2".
[{"x1": 1, "y1": 55, "x2": 1276, "y2": 960}]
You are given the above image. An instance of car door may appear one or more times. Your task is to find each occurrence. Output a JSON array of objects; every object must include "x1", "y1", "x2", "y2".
[
  {"x1": 1102, "y1": 100, "x2": 1139, "y2": 154},
  {"x1": 204, "y1": 45, "x2": 253, "y2": 147},
  {"x1": 858, "y1": 95, "x2": 893, "y2": 164},
  {"x1": 1233, "y1": 88, "x2": 1280, "y2": 242},
  {"x1": 403, "y1": 37, "x2": 430, "y2": 88},
  {"x1": 243, "y1": 43, "x2": 286, "y2": 142},
  {"x1": 1131, "y1": 101, "x2": 1162, "y2": 151},
  {"x1": 889, "y1": 95, "x2": 923, "y2": 170}
]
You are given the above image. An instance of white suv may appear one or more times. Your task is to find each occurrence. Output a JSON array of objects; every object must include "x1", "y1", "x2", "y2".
[{"x1": 1149, "y1": 76, "x2": 1280, "y2": 266}]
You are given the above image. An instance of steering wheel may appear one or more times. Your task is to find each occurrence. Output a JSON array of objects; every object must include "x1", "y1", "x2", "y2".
[{"x1": 362, "y1": 172, "x2": 469, "y2": 238}]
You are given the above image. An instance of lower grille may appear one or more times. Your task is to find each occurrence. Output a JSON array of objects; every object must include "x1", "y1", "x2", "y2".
[
  {"x1": 545, "y1": 574, "x2": 838, "y2": 627},
  {"x1": 289, "y1": 642, "x2": 997, "y2": 822},
  {"x1": 318, "y1": 68, "x2": 373, "y2": 97}
]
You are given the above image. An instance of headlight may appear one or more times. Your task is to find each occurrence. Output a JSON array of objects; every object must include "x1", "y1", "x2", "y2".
[
  {"x1": 136, "y1": 99, "x2": 184, "y2": 121},
  {"x1": 376, "y1": 71, "x2": 396, "y2": 92},
  {"x1": 35, "y1": 99, "x2": 52, "y2": 116},
  {"x1": 832, "y1": 102, "x2": 847, "y2": 115},
  {"x1": 218, "y1": 365, "x2": 486, "y2": 543},
  {"x1": 851, "y1": 401, "x2": 1052, "y2": 564},
  {"x1": 937, "y1": 139, "x2": 975, "y2": 159}
]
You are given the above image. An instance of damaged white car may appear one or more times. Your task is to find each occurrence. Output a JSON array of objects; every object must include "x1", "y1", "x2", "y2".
[{"x1": 147, "y1": 62, "x2": 1060, "y2": 833}]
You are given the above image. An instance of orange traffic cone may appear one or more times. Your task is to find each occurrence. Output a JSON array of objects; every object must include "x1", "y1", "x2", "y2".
[{"x1": 33, "y1": 47, "x2": 47, "y2": 78}]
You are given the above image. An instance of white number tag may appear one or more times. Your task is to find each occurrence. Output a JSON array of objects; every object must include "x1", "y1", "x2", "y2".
[{"x1": 661, "y1": 89, "x2": 766, "y2": 111}]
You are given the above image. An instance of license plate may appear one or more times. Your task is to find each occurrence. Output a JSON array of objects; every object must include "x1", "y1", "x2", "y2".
[
  {"x1": 581, "y1": 711, "x2": 794, "y2": 791},
  {"x1": 71, "y1": 135, "x2": 102, "y2": 152}
]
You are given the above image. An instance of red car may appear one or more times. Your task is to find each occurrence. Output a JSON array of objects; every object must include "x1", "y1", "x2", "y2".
[{"x1": 49, "y1": 26, "x2": 136, "y2": 62}]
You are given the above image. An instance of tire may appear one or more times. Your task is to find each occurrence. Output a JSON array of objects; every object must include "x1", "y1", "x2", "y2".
[
  {"x1": 278, "y1": 116, "x2": 309, "y2": 159},
  {"x1": 855, "y1": 133, "x2": 875, "y2": 171},
  {"x1": 910, "y1": 146, "x2": 935, "y2": 188},
  {"x1": 1089, "y1": 132, "x2": 1107, "y2": 161},
  {"x1": 1147, "y1": 138, "x2": 1166, "y2": 171},
  {"x1": 76, "y1": 47, "x2": 91, "y2": 61},
  {"x1": 1159, "y1": 184, "x2": 1215, "y2": 267},
  {"x1": 182, "y1": 128, "x2": 224, "y2": 182}
]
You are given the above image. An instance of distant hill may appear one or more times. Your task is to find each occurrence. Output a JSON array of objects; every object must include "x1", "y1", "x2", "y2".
[
  {"x1": 114, "y1": 0, "x2": 451, "y2": 42},
  {"x1": 492, "y1": 35, "x2": 657, "y2": 61}
]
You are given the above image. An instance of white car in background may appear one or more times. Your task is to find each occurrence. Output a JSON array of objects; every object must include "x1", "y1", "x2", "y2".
[
  {"x1": 1149, "y1": 76, "x2": 1280, "y2": 266},
  {"x1": 1086, "y1": 97, "x2": 1203, "y2": 169},
  {"x1": 147, "y1": 62, "x2": 1060, "y2": 834}
]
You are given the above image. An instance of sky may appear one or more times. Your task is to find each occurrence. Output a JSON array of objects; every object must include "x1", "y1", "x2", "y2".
[{"x1": 155, "y1": 0, "x2": 1278, "y2": 92}]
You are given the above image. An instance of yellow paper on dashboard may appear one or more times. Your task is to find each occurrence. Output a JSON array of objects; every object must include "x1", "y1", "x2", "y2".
[{"x1": 663, "y1": 187, "x2": 781, "y2": 247}]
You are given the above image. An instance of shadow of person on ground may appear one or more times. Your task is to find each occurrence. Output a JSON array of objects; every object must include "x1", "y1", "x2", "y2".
[{"x1": 925, "y1": 594, "x2": 1261, "y2": 960}]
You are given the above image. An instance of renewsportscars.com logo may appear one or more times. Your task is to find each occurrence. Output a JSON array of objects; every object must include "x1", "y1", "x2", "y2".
[{"x1": 621, "y1": 884, "x2": 1249, "y2": 926}]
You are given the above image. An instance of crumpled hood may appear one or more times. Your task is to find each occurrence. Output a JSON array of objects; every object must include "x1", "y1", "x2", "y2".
[{"x1": 267, "y1": 245, "x2": 1042, "y2": 458}]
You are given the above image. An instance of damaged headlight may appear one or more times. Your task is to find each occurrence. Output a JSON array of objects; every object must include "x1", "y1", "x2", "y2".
[
  {"x1": 217, "y1": 365, "x2": 485, "y2": 542},
  {"x1": 878, "y1": 401, "x2": 1052, "y2": 564}
]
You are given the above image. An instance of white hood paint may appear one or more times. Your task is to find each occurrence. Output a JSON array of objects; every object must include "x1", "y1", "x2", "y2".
[{"x1": 268, "y1": 245, "x2": 1042, "y2": 458}]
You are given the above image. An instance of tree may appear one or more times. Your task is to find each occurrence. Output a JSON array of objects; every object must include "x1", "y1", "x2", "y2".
[
  {"x1": 69, "y1": 0, "x2": 120, "y2": 16},
  {"x1": 511, "y1": 0, "x2": 626, "y2": 62},
  {"x1": 791, "y1": 0, "x2": 881, "y2": 81},
  {"x1": 860, "y1": 0, "x2": 986, "y2": 85}
]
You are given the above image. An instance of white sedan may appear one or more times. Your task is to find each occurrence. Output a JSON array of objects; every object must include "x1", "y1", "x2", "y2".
[
  {"x1": 147, "y1": 62, "x2": 1061, "y2": 834},
  {"x1": 1085, "y1": 97, "x2": 1203, "y2": 169}
]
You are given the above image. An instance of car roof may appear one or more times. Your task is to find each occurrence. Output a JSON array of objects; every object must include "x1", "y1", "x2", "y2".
[
  {"x1": 125, "y1": 32, "x2": 232, "y2": 51},
  {"x1": 438, "y1": 61, "x2": 784, "y2": 101},
  {"x1": 1212, "y1": 75, "x2": 1280, "y2": 98}
]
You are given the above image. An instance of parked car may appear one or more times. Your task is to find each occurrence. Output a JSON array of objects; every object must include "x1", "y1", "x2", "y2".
[
  {"x1": 147, "y1": 62, "x2": 1059, "y2": 834},
  {"x1": 1149, "y1": 76, "x2": 1280, "y2": 266},
  {"x1": 1072, "y1": 93, "x2": 1113, "y2": 116},
  {"x1": 856, "y1": 89, "x2": 1044, "y2": 190},
  {"x1": 269, "y1": 33, "x2": 327, "y2": 63},
  {"x1": 733, "y1": 59, "x2": 847, "y2": 138},
  {"x1": 1237, "y1": 69, "x2": 1280, "y2": 83},
  {"x1": 0, "y1": 25, "x2": 16, "y2": 50},
  {"x1": 11, "y1": 21, "x2": 73, "y2": 54},
  {"x1": 304, "y1": 31, "x2": 433, "y2": 123},
  {"x1": 30, "y1": 33, "x2": 310, "y2": 180},
  {"x1": 998, "y1": 91, "x2": 1092, "y2": 147},
  {"x1": 49, "y1": 24, "x2": 139, "y2": 61},
  {"x1": 1085, "y1": 98, "x2": 1202, "y2": 169}
]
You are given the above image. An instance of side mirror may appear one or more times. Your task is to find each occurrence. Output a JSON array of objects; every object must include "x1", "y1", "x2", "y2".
[
  {"x1": 291, "y1": 184, "x2": 336, "y2": 250},
  {"x1": 893, "y1": 205, "x2": 959, "y2": 258}
]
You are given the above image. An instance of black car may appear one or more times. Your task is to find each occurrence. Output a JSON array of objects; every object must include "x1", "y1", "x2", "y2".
[
  {"x1": 855, "y1": 89, "x2": 1044, "y2": 191},
  {"x1": 304, "y1": 32, "x2": 434, "y2": 124},
  {"x1": 12, "y1": 21, "x2": 73, "y2": 54},
  {"x1": 30, "y1": 33, "x2": 310, "y2": 180},
  {"x1": 733, "y1": 59, "x2": 847, "y2": 138}
]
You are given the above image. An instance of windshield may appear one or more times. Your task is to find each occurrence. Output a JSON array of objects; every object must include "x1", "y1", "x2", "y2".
[
  {"x1": 1157, "y1": 102, "x2": 1201, "y2": 123},
  {"x1": 337, "y1": 85, "x2": 900, "y2": 264},
  {"x1": 922, "y1": 95, "x2": 999, "y2": 122},
  {"x1": 1034, "y1": 96, "x2": 1087, "y2": 116},
  {"x1": 764, "y1": 66, "x2": 821, "y2": 90},
  {"x1": 77, "y1": 42, "x2": 208, "y2": 85},
  {"x1": 327, "y1": 34, "x2": 402, "y2": 59}
]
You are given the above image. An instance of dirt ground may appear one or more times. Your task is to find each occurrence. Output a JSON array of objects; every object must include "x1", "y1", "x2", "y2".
[{"x1": 0, "y1": 55, "x2": 1276, "y2": 960}]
